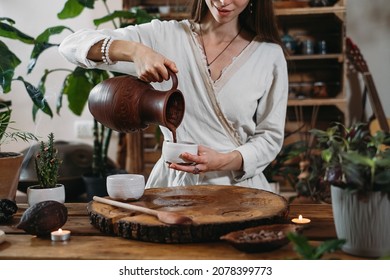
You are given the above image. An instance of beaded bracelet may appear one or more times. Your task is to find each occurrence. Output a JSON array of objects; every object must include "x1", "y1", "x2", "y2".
[
  {"x1": 104, "y1": 39, "x2": 114, "y2": 65},
  {"x1": 101, "y1": 37, "x2": 114, "y2": 65}
]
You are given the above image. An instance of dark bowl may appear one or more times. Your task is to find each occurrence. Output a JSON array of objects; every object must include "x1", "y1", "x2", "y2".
[{"x1": 220, "y1": 224, "x2": 303, "y2": 253}]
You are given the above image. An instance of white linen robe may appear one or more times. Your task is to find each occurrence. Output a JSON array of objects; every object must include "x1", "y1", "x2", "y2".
[{"x1": 58, "y1": 19, "x2": 289, "y2": 192}]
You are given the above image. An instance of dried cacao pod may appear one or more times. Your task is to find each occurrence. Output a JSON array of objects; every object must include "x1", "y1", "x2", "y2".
[
  {"x1": 0, "y1": 199, "x2": 18, "y2": 223},
  {"x1": 17, "y1": 200, "x2": 68, "y2": 236}
]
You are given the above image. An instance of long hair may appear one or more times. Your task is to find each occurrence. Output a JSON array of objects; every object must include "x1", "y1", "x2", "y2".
[{"x1": 190, "y1": 0, "x2": 282, "y2": 46}]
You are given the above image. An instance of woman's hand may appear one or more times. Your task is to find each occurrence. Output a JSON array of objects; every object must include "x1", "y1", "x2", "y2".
[
  {"x1": 90, "y1": 39, "x2": 178, "y2": 83},
  {"x1": 110, "y1": 40, "x2": 177, "y2": 83},
  {"x1": 129, "y1": 42, "x2": 178, "y2": 83},
  {"x1": 168, "y1": 145, "x2": 243, "y2": 175}
]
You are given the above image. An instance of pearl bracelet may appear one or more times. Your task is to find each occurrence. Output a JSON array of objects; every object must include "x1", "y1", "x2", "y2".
[{"x1": 101, "y1": 37, "x2": 115, "y2": 65}]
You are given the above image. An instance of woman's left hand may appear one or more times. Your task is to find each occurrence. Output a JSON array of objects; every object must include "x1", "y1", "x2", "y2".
[{"x1": 168, "y1": 145, "x2": 243, "y2": 174}]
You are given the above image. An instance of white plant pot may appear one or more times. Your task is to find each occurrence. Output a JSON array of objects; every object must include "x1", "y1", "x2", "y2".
[
  {"x1": 331, "y1": 185, "x2": 390, "y2": 258},
  {"x1": 27, "y1": 184, "x2": 65, "y2": 206}
]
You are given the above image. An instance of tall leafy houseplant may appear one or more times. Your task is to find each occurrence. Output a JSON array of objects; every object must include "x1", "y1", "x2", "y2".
[
  {"x1": 0, "y1": 100, "x2": 37, "y2": 201},
  {"x1": 0, "y1": 101, "x2": 37, "y2": 151},
  {"x1": 0, "y1": 0, "x2": 154, "y2": 179},
  {"x1": 310, "y1": 122, "x2": 390, "y2": 257},
  {"x1": 0, "y1": 99, "x2": 37, "y2": 201}
]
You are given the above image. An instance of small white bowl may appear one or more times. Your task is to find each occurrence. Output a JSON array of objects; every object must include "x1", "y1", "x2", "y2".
[
  {"x1": 106, "y1": 174, "x2": 145, "y2": 201},
  {"x1": 162, "y1": 141, "x2": 198, "y2": 165}
]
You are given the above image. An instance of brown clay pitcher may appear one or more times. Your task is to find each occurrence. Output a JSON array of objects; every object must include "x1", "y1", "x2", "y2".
[{"x1": 88, "y1": 70, "x2": 185, "y2": 133}]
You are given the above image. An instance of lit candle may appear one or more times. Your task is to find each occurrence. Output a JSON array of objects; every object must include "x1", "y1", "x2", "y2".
[
  {"x1": 291, "y1": 214, "x2": 311, "y2": 224},
  {"x1": 51, "y1": 228, "x2": 71, "y2": 241}
]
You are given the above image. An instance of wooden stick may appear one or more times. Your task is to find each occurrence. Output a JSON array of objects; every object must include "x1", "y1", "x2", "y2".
[{"x1": 93, "y1": 196, "x2": 157, "y2": 216}]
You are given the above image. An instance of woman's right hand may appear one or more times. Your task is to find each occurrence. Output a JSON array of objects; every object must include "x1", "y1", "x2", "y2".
[
  {"x1": 88, "y1": 39, "x2": 178, "y2": 83},
  {"x1": 111, "y1": 40, "x2": 177, "y2": 83},
  {"x1": 132, "y1": 43, "x2": 178, "y2": 83}
]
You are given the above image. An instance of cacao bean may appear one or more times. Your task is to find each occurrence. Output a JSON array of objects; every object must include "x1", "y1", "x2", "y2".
[
  {"x1": 17, "y1": 200, "x2": 68, "y2": 236},
  {"x1": 0, "y1": 199, "x2": 18, "y2": 223}
]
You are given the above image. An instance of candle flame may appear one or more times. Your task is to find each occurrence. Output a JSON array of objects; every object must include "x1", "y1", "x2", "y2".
[
  {"x1": 58, "y1": 228, "x2": 62, "y2": 233},
  {"x1": 298, "y1": 215, "x2": 303, "y2": 221}
]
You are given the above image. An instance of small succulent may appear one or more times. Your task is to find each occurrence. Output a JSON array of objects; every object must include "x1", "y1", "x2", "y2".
[{"x1": 34, "y1": 132, "x2": 62, "y2": 188}]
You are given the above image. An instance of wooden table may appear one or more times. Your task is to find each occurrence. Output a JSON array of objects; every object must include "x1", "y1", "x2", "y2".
[{"x1": 0, "y1": 202, "x2": 367, "y2": 260}]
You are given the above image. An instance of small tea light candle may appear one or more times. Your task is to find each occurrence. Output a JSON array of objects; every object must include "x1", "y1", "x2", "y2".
[
  {"x1": 291, "y1": 214, "x2": 311, "y2": 224},
  {"x1": 51, "y1": 228, "x2": 71, "y2": 241}
]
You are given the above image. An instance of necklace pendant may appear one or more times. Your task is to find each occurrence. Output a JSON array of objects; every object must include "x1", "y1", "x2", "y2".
[{"x1": 199, "y1": 24, "x2": 242, "y2": 69}]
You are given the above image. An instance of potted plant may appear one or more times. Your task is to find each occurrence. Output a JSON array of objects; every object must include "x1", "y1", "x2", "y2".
[
  {"x1": 1, "y1": 1, "x2": 155, "y2": 200},
  {"x1": 310, "y1": 122, "x2": 390, "y2": 257},
  {"x1": 27, "y1": 132, "x2": 64, "y2": 206},
  {"x1": 0, "y1": 100, "x2": 37, "y2": 201},
  {"x1": 263, "y1": 140, "x2": 305, "y2": 194},
  {"x1": 293, "y1": 148, "x2": 331, "y2": 204}
]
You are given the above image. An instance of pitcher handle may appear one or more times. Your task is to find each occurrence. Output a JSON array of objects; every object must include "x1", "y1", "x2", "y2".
[{"x1": 168, "y1": 68, "x2": 178, "y2": 91}]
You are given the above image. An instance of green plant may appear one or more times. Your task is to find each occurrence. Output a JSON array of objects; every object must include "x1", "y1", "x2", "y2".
[
  {"x1": 34, "y1": 132, "x2": 62, "y2": 188},
  {"x1": 287, "y1": 232, "x2": 345, "y2": 260},
  {"x1": 263, "y1": 140, "x2": 305, "y2": 186},
  {"x1": 0, "y1": 1, "x2": 155, "y2": 177},
  {"x1": 310, "y1": 122, "x2": 390, "y2": 197},
  {"x1": 0, "y1": 100, "x2": 37, "y2": 153},
  {"x1": 293, "y1": 150, "x2": 332, "y2": 203}
]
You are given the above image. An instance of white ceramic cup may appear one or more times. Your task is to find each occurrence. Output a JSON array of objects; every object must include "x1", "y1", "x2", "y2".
[
  {"x1": 106, "y1": 174, "x2": 145, "y2": 201},
  {"x1": 162, "y1": 141, "x2": 198, "y2": 165}
]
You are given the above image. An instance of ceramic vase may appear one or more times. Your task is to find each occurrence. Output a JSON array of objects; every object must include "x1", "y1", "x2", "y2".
[
  {"x1": 331, "y1": 185, "x2": 390, "y2": 257},
  {"x1": 27, "y1": 184, "x2": 65, "y2": 206}
]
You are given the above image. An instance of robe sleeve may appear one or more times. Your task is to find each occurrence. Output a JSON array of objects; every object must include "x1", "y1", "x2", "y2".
[
  {"x1": 233, "y1": 49, "x2": 288, "y2": 181},
  {"x1": 58, "y1": 20, "x2": 165, "y2": 74}
]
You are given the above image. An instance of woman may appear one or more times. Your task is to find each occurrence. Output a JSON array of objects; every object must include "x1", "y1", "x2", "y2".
[{"x1": 59, "y1": 0, "x2": 288, "y2": 191}]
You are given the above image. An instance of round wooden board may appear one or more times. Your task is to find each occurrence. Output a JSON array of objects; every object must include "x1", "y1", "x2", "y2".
[{"x1": 87, "y1": 185, "x2": 289, "y2": 243}]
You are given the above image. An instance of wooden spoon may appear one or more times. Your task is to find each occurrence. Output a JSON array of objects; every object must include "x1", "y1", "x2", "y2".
[{"x1": 93, "y1": 196, "x2": 192, "y2": 225}]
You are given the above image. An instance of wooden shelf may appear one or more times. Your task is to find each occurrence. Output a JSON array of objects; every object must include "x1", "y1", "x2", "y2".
[
  {"x1": 287, "y1": 53, "x2": 344, "y2": 62},
  {"x1": 275, "y1": 6, "x2": 345, "y2": 16},
  {"x1": 281, "y1": 0, "x2": 348, "y2": 130},
  {"x1": 288, "y1": 97, "x2": 347, "y2": 106}
]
